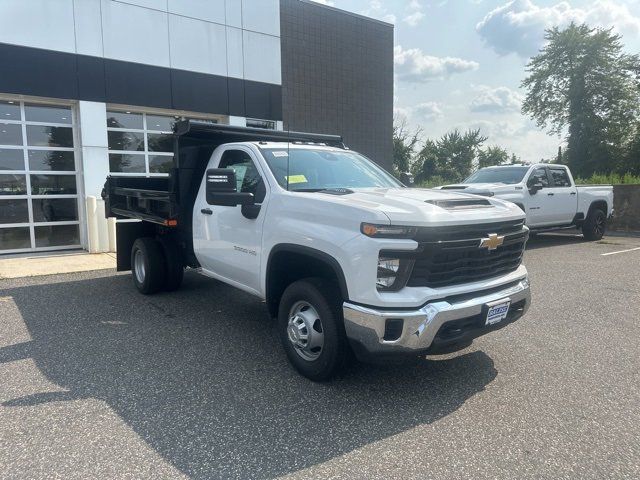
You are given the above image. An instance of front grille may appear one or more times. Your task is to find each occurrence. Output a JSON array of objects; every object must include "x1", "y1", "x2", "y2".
[
  {"x1": 414, "y1": 219, "x2": 525, "y2": 242},
  {"x1": 406, "y1": 220, "x2": 528, "y2": 288}
]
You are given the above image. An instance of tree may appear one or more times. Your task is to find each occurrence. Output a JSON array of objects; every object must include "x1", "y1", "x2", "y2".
[
  {"x1": 522, "y1": 23, "x2": 640, "y2": 177},
  {"x1": 392, "y1": 118, "x2": 421, "y2": 175},
  {"x1": 416, "y1": 129, "x2": 487, "y2": 183},
  {"x1": 413, "y1": 139, "x2": 438, "y2": 179},
  {"x1": 622, "y1": 126, "x2": 640, "y2": 175},
  {"x1": 478, "y1": 145, "x2": 510, "y2": 169}
]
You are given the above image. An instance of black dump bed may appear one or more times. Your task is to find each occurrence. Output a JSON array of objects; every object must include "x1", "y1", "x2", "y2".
[{"x1": 103, "y1": 120, "x2": 344, "y2": 267}]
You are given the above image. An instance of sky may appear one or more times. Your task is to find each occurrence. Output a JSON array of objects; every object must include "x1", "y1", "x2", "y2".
[{"x1": 309, "y1": 0, "x2": 640, "y2": 162}]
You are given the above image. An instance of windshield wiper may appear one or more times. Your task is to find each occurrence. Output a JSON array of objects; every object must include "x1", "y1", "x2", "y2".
[{"x1": 290, "y1": 188, "x2": 325, "y2": 192}]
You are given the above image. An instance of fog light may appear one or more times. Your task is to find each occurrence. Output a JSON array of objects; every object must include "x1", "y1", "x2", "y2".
[{"x1": 377, "y1": 257, "x2": 414, "y2": 291}]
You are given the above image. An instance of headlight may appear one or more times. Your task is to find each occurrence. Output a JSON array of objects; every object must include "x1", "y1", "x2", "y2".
[
  {"x1": 377, "y1": 256, "x2": 414, "y2": 291},
  {"x1": 361, "y1": 223, "x2": 417, "y2": 239}
]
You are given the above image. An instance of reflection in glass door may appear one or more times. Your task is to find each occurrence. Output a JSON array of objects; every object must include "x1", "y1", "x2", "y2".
[{"x1": 0, "y1": 99, "x2": 81, "y2": 254}]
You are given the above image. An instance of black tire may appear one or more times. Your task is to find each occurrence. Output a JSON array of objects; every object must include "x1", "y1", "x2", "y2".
[
  {"x1": 278, "y1": 278, "x2": 350, "y2": 381},
  {"x1": 582, "y1": 208, "x2": 606, "y2": 241},
  {"x1": 159, "y1": 237, "x2": 184, "y2": 292},
  {"x1": 131, "y1": 237, "x2": 166, "y2": 294}
]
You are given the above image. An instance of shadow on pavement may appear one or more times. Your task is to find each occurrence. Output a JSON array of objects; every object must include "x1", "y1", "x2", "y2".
[{"x1": 1, "y1": 272, "x2": 497, "y2": 479}]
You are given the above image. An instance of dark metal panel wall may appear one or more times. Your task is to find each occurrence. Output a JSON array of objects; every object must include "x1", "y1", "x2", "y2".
[
  {"x1": 280, "y1": 0, "x2": 394, "y2": 169},
  {"x1": 0, "y1": 43, "x2": 283, "y2": 120}
]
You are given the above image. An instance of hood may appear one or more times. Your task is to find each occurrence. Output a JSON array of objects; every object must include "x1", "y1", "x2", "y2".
[{"x1": 307, "y1": 187, "x2": 524, "y2": 226}]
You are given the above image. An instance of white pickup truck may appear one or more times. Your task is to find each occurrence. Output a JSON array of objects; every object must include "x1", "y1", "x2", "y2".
[
  {"x1": 104, "y1": 122, "x2": 531, "y2": 380},
  {"x1": 439, "y1": 164, "x2": 614, "y2": 240}
]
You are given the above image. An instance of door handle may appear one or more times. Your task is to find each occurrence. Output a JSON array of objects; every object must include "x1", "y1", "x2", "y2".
[
  {"x1": 570, "y1": 192, "x2": 577, "y2": 195},
  {"x1": 547, "y1": 193, "x2": 554, "y2": 196},
  {"x1": 201, "y1": 208, "x2": 213, "y2": 215}
]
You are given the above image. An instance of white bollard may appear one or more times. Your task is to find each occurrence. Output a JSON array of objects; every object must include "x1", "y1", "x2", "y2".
[
  {"x1": 96, "y1": 200, "x2": 109, "y2": 252},
  {"x1": 86, "y1": 196, "x2": 99, "y2": 253},
  {"x1": 108, "y1": 217, "x2": 117, "y2": 253}
]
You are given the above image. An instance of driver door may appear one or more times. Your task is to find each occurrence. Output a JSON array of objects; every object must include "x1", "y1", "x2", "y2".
[
  {"x1": 525, "y1": 167, "x2": 554, "y2": 227},
  {"x1": 193, "y1": 147, "x2": 269, "y2": 294}
]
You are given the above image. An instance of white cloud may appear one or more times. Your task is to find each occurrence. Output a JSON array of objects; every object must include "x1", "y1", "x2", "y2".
[
  {"x1": 394, "y1": 45, "x2": 479, "y2": 82},
  {"x1": 309, "y1": 0, "x2": 335, "y2": 5},
  {"x1": 414, "y1": 102, "x2": 444, "y2": 121},
  {"x1": 477, "y1": 0, "x2": 640, "y2": 58},
  {"x1": 455, "y1": 118, "x2": 561, "y2": 162},
  {"x1": 470, "y1": 85, "x2": 524, "y2": 113},
  {"x1": 403, "y1": 0, "x2": 425, "y2": 26},
  {"x1": 362, "y1": 0, "x2": 396, "y2": 23},
  {"x1": 396, "y1": 101, "x2": 444, "y2": 122}
]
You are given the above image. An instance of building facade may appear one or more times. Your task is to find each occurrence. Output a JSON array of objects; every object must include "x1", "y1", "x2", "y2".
[{"x1": 0, "y1": 0, "x2": 393, "y2": 255}]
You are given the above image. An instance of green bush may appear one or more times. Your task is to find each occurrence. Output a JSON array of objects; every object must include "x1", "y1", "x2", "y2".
[
  {"x1": 415, "y1": 176, "x2": 448, "y2": 188},
  {"x1": 574, "y1": 172, "x2": 640, "y2": 185}
]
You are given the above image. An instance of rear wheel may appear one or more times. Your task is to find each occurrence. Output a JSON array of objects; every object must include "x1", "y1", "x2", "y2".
[
  {"x1": 582, "y1": 208, "x2": 606, "y2": 241},
  {"x1": 131, "y1": 237, "x2": 166, "y2": 294},
  {"x1": 278, "y1": 278, "x2": 349, "y2": 381}
]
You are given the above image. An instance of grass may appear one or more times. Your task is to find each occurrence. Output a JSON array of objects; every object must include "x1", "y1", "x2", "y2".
[{"x1": 574, "y1": 172, "x2": 640, "y2": 185}]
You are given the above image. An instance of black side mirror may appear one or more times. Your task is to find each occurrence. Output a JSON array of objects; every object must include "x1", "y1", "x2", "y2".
[
  {"x1": 400, "y1": 172, "x2": 415, "y2": 187},
  {"x1": 206, "y1": 168, "x2": 255, "y2": 206},
  {"x1": 528, "y1": 182, "x2": 543, "y2": 194}
]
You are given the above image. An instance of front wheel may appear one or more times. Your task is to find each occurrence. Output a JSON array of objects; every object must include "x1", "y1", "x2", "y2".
[
  {"x1": 278, "y1": 278, "x2": 350, "y2": 381},
  {"x1": 582, "y1": 208, "x2": 606, "y2": 241}
]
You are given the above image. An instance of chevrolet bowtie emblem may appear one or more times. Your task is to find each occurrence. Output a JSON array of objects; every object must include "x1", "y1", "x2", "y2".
[{"x1": 479, "y1": 233, "x2": 504, "y2": 250}]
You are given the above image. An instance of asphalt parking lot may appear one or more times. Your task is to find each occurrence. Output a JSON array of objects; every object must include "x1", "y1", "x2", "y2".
[{"x1": 1, "y1": 233, "x2": 639, "y2": 479}]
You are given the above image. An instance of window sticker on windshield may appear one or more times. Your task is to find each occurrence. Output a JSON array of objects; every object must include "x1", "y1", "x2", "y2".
[
  {"x1": 272, "y1": 151, "x2": 288, "y2": 157},
  {"x1": 285, "y1": 175, "x2": 308, "y2": 184}
]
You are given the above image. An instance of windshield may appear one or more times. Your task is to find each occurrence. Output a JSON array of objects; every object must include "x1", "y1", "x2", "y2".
[
  {"x1": 260, "y1": 147, "x2": 402, "y2": 191},
  {"x1": 464, "y1": 166, "x2": 529, "y2": 185}
]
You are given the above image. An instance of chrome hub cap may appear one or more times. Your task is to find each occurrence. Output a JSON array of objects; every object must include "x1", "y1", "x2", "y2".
[
  {"x1": 287, "y1": 301, "x2": 324, "y2": 361},
  {"x1": 134, "y1": 249, "x2": 146, "y2": 283}
]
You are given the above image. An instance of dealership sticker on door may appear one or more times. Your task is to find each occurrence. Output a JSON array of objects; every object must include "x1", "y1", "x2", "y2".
[{"x1": 485, "y1": 298, "x2": 511, "y2": 325}]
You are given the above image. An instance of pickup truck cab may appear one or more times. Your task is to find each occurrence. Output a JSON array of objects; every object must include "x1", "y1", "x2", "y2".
[
  {"x1": 440, "y1": 164, "x2": 614, "y2": 240},
  {"x1": 104, "y1": 122, "x2": 531, "y2": 380}
]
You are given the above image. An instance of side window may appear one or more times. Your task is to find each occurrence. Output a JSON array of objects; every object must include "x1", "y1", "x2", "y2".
[
  {"x1": 218, "y1": 149, "x2": 266, "y2": 202},
  {"x1": 549, "y1": 168, "x2": 571, "y2": 187},
  {"x1": 527, "y1": 168, "x2": 550, "y2": 188}
]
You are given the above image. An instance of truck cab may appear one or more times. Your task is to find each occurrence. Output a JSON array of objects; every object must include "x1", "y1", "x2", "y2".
[
  {"x1": 440, "y1": 164, "x2": 614, "y2": 239},
  {"x1": 104, "y1": 122, "x2": 531, "y2": 381}
]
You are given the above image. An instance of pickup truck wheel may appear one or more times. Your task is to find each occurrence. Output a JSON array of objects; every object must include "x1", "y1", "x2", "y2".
[
  {"x1": 131, "y1": 237, "x2": 166, "y2": 294},
  {"x1": 278, "y1": 278, "x2": 349, "y2": 381},
  {"x1": 159, "y1": 237, "x2": 184, "y2": 292},
  {"x1": 582, "y1": 208, "x2": 606, "y2": 241}
]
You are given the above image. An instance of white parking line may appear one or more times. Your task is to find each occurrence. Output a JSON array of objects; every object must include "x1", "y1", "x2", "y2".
[{"x1": 601, "y1": 247, "x2": 640, "y2": 256}]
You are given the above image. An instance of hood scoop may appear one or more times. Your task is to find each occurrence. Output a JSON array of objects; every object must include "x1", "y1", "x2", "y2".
[
  {"x1": 425, "y1": 198, "x2": 492, "y2": 210},
  {"x1": 319, "y1": 188, "x2": 354, "y2": 196}
]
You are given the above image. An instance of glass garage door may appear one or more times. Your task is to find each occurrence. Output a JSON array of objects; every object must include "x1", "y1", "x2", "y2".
[{"x1": 0, "y1": 100, "x2": 81, "y2": 254}]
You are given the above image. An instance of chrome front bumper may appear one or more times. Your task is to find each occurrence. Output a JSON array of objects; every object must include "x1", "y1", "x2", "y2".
[{"x1": 343, "y1": 277, "x2": 531, "y2": 358}]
